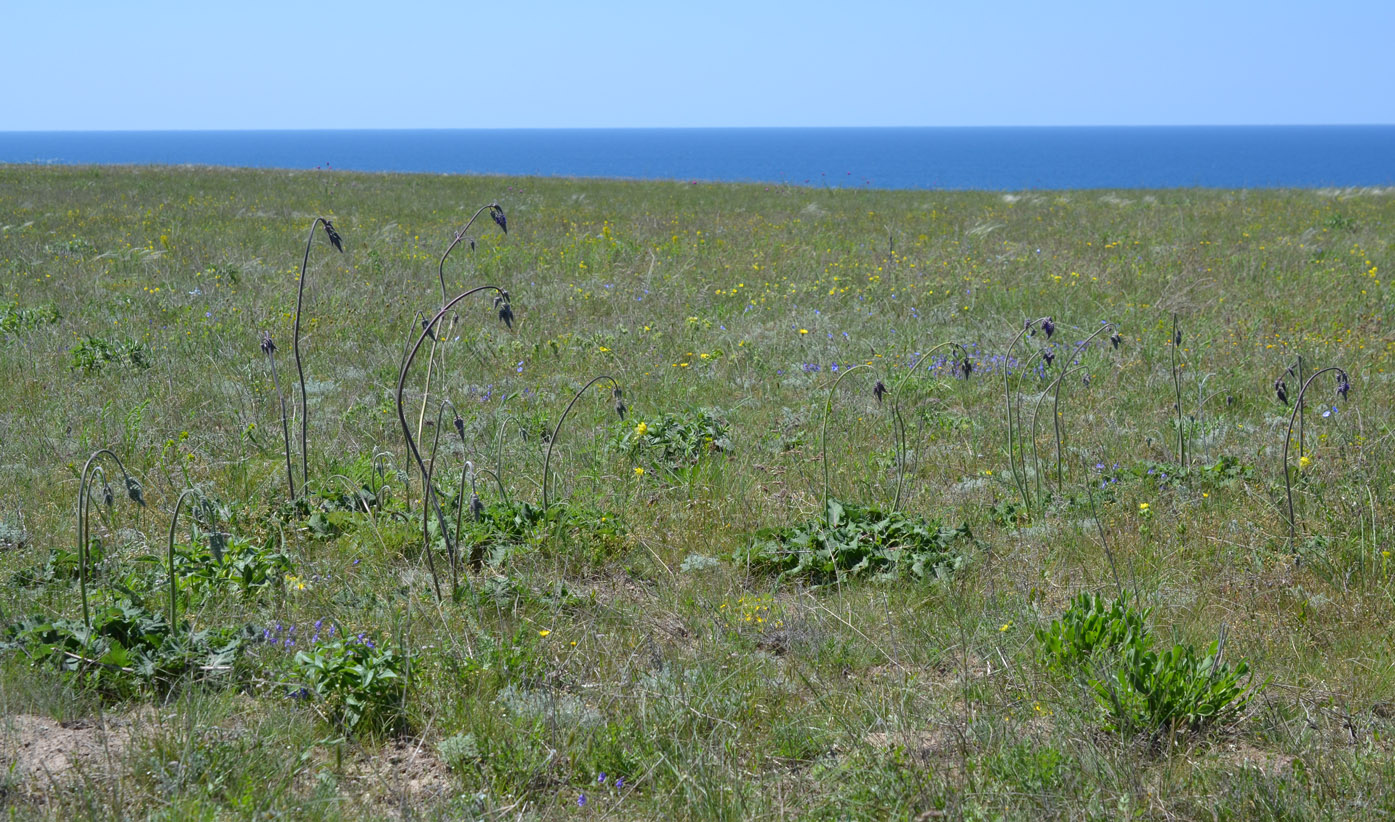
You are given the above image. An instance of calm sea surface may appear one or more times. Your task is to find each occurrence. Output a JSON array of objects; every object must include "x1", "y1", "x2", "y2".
[{"x1": 1, "y1": 127, "x2": 1391, "y2": 190}]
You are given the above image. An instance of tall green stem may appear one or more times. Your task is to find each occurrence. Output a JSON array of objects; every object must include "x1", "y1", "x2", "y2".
[
  {"x1": 820, "y1": 364, "x2": 873, "y2": 526},
  {"x1": 291, "y1": 217, "x2": 343, "y2": 496}
]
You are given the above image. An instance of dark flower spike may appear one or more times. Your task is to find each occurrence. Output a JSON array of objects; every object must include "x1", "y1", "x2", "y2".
[
  {"x1": 1174, "y1": 328, "x2": 1183, "y2": 346},
  {"x1": 125, "y1": 476, "x2": 146, "y2": 507},
  {"x1": 1041, "y1": 317, "x2": 1056, "y2": 339},
  {"x1": 322, "y1": 220, "x2": 344, "y2": 253},
  {"x1": 260, "y1": 331, "x2": 277, "y2": 356},
  {"x1": 418, "y1": 311, "x2": 437, "y2": 341},
  {"x1": 1042, "y1": 349, "x2": 1055, "y2": 366},
  {"x1": 960, "y1": 358, "x2": 973, "y2": 379},
  {"x1": 1082, "y1": 373, "x2": 1091, "y2": 386},
  {"x1": 470, "y1": 493, "x2": 484, "y2": 522},
  {"x1": 1337, "y1": 373, "x2": 1351, "y2": 400},
  {"x1": 1110, "y1": 332, "x2": 1121, "y2": 350},
  {"x1": 1274, "y1": 378, "x2": 1288, "y2": 406},
  {"x1": 489, "y1": 204, "x2": 508, "y2": 234},
  {"x1": 499, "y1": 302, "x2": 514, "y2": 329},
  {"x1": 101, "y1": 483, "x2": 115, "y2": 507},
  {"x1": 469, "y1": 238, "x2": 476, "y2": 252},
  {"x1": 453, "y1": 414, "x2": 466, "y2": 439},
  {"x1": 873, "y1": 380, "x2": 887, "y2": 405}
]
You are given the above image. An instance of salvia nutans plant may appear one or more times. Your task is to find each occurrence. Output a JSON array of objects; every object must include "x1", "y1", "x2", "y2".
[
  {"x1": 76, "y1": 449, "x2": 145, "y2": 630},
  {"x1": 1282, "y1": 366, "x2": 1352, "y2": 542},
  {"x1": 397, "y1": 285, "x2": 515, "y2": 602},
  {"x1": 542, "y1": 376, "x2": 626, "y2": 514},
  {"x1": 259, "y1": 330, "x2": 295, "y2": 499},
  {"x1": 417, "y1": 204, "x2": 509, "y2": 447},
  {"x1": 998, "y1": 316, "x2": 1122, "y2": 511},
  {"x1": 289, "y1": 217, "x2": 344, "y2": 498}
]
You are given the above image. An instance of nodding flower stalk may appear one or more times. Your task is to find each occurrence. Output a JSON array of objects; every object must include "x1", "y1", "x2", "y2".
[
  {"x1": 1029, "y1": 322, "x2": 1120, "y2": 495},
  {"x1": 166, "y1": 488, "x2": 200, "y2": 630},
  {"x1": 419, "y1": 204, "x2": 509, "y2": 447},
  {"x1": 1002, "y1": 317, "x2": 1054, "y2": 509},
  {"x1": 819, "y1": 363, "x2": 874, "y2": 526},
  {"x1": 76, "y1": 449, "x2": 144, "y2": 629},
  {"x1": 1282, "y1": 367, "x2": 1351, "y2": 541},
  {"x1": 261, "y1": 331, "x2": 295, "y2": 499},
  {"x1": 1170, "y1": 314, "x2": 1186, "y2": 467},
  {"x1": 542, "y1": 376, "x2": 626, "y2": 514},
  {"x1": 886, "y1": 343, "x2": 972, "y2": 511},
  {"x1": 397, "y1": 286, "x2": 512, "y2": 601},
  {"x1": 291, "y1": 217, "x2": 344, "y2": 495}
]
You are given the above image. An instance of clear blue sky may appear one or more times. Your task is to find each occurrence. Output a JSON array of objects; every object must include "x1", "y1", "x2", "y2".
[{"x1": 4, "y1": 0, "x2": 1391, "y2": 130}]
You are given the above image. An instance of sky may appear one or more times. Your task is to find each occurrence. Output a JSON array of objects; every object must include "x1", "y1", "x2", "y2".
[{"x1": 3, "y1": 0, "x2": 1392, "y2": 130}]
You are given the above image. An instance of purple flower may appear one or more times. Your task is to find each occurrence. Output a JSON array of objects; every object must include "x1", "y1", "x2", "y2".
[
  {"x1": 578, "y1": 794, "x2": 587, "y2": 807},
  {"x1": 598, "y1": 772, "x2": 607, "y2": 784}
]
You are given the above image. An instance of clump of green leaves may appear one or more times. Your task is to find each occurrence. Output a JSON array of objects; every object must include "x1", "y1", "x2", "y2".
[
  {"x1": 436, "y1": 498, "x2": 627, "y2": 567},
  {"x1": 69, "y1": 335, "x2": 151, "y2": 373},
  {"x1": 618, "y1": 407, "x2": 732, "y2": 470},
  {"x1": 1037, "y1": 593, "x2": 1261, "y2": 738},
  {"x1": 1094, "y1": 640, "x2": 1260, "y2": 737},
  {"x1": 737, "y1": 500, "x2": 970, "y2": 584},
  {"x1": 0, "y1": 300, "x2": 60, "y2": 336},
  {"x1": 1036, "y1": 592, "x2": 1151, "y2": 672},
  {"x1": 0, "y1": 602, "x2": 249, "y2": 697},
  {"x1": 292, "y1": 635, "x2": 403, "y2": 735},
  {"x1": 175, "y1": 531, "x2": 293, "y2": 603}
]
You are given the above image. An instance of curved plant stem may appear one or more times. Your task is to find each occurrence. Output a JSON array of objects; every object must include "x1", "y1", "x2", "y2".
[
  {"x1": 820, "y1": 363, "x2": 873, "y2": 525},
  {"x1": 397, "y1": 285, "x2": 510, "y2": 601},
  {"x1": 291, "y1": 217, "x2": 344, "y2": 496},
  {"x1": 889, "y1": 343, "x2": 970, "y2": 511},
  {"x1": 1282, "y1": 366, "x2": 1349, "y2": 542},
  {"x1": 1002, "y1": 318, "x2": 1051, "y2": 510},
  {"x1": 262, "y1": 335, "x2": 295, "y2": 499},
  {"x1": 166, "y1": 488, "x2": 199, "y2": 631},
  {"x1": 542, "y1": 375, "x2": 623, "y2": 514},
  {"x1": 1035, "y1": 323, "x2": 1118, "y2": 494},
  {"x1": 76, "y1": 449, "x2": 141, "y2": 630},
  {"x1": 1170, "y1": 313, "x2": 1185, "y2": 467},
  {"x1": 418, "y1": 204, "x2": 508, "y2": 455}
]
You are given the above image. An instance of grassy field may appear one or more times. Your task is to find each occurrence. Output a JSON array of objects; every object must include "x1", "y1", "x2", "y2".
[{"x1": 0, "y1": 165, "x2": 1393, "y2": 820}]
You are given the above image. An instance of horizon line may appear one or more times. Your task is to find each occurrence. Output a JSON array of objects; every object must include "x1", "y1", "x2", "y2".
[{"x1": 3, "y1": 123, "x2": 1394, "y2": 134}]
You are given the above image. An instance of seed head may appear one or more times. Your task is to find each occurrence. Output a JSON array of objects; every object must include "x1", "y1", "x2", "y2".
[
  {"x1": 260, "y1": 331, "x2": 277, "y2": 357},
  {"x1": 322, "y1": 220, "x2": 344, "y2": 253},
  {"x1": 489, "y1": 204, "x2": 508, "y2": 234},
  {"x1": 1274, "y1": 378, "x2": 1288, "y2": 406},
  {"x1": 498, "y1": 303, "x2": 514, "y2": 329},
  {"x1": 420, "y1": 313, "x2": 437, "y2": 341},
  {"x1": 873, "y1": 380, "x2": 887, "y2": 405},
  {"x1": 1041, "y1": 317, "x2": 1056, "y2": 339},
  {"x1": 1082, "y1": 373, "x2": 1091, "y2": 386},
  {"x1": 125, "y1": 476, "x2": 146, "y2": 507}
]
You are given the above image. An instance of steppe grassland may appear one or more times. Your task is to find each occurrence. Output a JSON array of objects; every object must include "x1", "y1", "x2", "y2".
[{"x1": 0, "y1": 166, "x2": 1392, "y2": 818}]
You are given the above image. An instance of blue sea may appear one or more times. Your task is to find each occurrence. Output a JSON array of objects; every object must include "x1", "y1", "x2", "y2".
[{"x1": 1, "y1": 127, "x2": 1392, "y2": 190}]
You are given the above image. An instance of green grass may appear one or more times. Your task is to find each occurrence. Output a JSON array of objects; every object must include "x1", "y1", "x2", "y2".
[{"x1": 1, "y1": 165, "x2": 1393, "y2": 819}]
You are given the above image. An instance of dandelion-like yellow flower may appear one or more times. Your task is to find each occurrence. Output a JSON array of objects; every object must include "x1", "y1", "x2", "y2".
[
  {"x1": 799, "y1": 328, "x2": 809, "y2": 335},
  {"x1": 1299, "y1": 455, "x2": 1312, "y2": 470},
  {"x1": 634, "y1": 467, "x2": 645, "y2": 476},
  {"x1": 634, "y1": 422, "x2": 648, "y2": 438},
  {"x1": 1138, "y1": 502, "x2": 1150, "y2": 512},
  {"x1": 538, "y1": 629, "x2": 551, "y2": 637}
]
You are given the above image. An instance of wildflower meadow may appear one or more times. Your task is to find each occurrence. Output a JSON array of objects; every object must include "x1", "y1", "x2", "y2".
[{"x1": 0, "y1": 165, "x2": 1392, "y2": 819}]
